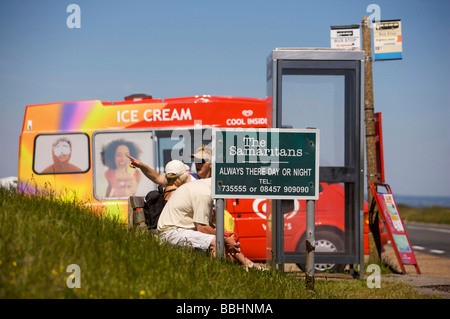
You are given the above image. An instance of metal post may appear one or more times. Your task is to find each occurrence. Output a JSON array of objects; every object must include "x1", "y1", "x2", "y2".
[
  {"x1": 216, "y1": 198, "x2": 225, "y2": 259},
  {"x1": 270, "y1": 199, "x2": 285, "y2": 271},
  {"x1": 359, "y1": 209, "x2": 365, "y2": 279},
  {"x1": 305, "y1": 199, "x2": 315, "y2": 290}
]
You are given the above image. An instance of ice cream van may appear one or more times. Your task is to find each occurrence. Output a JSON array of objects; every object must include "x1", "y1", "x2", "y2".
[{"x1": 18, "y1": 94, "x2": 386, "y2": 271}]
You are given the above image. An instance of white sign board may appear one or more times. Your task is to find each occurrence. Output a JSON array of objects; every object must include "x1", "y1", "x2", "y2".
[
  {"x1": 374, "y1": 20, "x2": 402, "y2": 60},
  {"x1": 330, "y1": 25, "x2": 361, "y2": 50}
]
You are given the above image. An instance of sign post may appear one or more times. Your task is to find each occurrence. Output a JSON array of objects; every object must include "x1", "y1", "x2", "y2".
[
  {"x1": 215, "y1": 198, "x2": 225, "y2": 259},
  {"x1": 305, "y1": 199, "x2": 315, "y2": 290},
  {"x1": 362, "y1": 15, "x2": 381, "y2": 263},
  {"x1": 212, "y1": 127, "x2": 319, "y2": 289}
]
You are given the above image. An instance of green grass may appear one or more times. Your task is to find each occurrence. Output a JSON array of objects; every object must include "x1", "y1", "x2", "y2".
[
  {"x1": 397, "y1": 204, "x2": 450, "y2": 225},
  {"x1": 0, "y1": 186, "x2": 439, "y2": 299}
]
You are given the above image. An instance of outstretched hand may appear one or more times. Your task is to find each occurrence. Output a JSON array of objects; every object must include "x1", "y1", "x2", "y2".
[
  {"x1": 126, "y1": 155, "x2": 165, "y2": 186},
  {"x1": 127, "y1": 155, "x2": 141, "y2": 169}
]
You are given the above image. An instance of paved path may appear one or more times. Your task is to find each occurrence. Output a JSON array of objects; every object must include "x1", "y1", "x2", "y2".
[
  {"x1": 381, "y1": 244, "x2": 450, "y2": 298},
  {"x1": 283, "y1": 243, "x2": 450, "y2": 298}
]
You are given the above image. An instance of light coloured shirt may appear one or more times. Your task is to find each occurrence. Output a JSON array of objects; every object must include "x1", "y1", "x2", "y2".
[{"x1": 157, "y1": 178, "x2": 212, "y2": 234}]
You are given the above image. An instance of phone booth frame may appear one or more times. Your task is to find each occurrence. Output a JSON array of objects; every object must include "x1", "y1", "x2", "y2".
[{"x1": 266, "y1": 48, "x2": 365, "y2": 276}]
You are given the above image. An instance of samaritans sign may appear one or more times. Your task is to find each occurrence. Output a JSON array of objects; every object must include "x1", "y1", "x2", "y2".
[{"x1": 211, "y1": 128, "x2": 319, "y2": 200}]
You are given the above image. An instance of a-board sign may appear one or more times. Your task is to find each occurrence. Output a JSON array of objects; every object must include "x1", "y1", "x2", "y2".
[
  {"x1": 370, "y1": 182, "x2": 420, "y2": 274},
  {"x1": 211, "y1": 128, "x2": 319, "y2": 199}
]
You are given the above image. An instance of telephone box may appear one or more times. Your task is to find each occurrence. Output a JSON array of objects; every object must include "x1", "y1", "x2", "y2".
[{"x1": 266, "y1": 48, "x2": 365, "y2": 274}]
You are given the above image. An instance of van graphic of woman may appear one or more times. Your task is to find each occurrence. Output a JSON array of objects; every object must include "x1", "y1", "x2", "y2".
[{"x1": 101, "y1": 139, "x2": 141, "y2": 198}]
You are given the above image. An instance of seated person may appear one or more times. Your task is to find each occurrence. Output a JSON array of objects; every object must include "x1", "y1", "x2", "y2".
[
  {"x1": 128, "y1": 153, "x2": 239, "y2": 246},
  {"x1": 157, "y1": 177, "x2": 258, "y2": 268},
  {"x1": 160, "y1": 160, "x2": 191, "y2": 200}
]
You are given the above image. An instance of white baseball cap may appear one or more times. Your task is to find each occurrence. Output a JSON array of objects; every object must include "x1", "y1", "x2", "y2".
[{"x1": 165, "y1": 160, "x2": 189, "y2": 177}]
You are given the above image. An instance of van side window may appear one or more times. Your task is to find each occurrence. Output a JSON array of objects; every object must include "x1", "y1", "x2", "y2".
[
  {"x1": 93, "y1": 131, "x2": 156, "y2": 200},
  {"x1": 155, "y1": 128, "x2": 212, "y2": 174},
  {"x1": 33, "y1": 134, "x2": 90, "y2": 174}
]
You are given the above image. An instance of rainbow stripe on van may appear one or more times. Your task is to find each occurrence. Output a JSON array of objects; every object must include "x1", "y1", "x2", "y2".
[{"x1": 18, "y1": 96, "x2": 269, "y2": 222}]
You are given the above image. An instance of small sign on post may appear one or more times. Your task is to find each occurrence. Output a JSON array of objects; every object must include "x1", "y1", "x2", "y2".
[
  {"x1": 373, "y1": 20, "x2": 402, "y2": 61},
  {"x1": 330, "y1": 24, "x2": 361, "y2": 50}
]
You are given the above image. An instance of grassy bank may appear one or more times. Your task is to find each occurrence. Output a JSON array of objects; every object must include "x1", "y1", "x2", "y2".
[
  {"x1": 0, "y1": 187, "x2": 438, "y2": 299},
  {"x1": 397, "y1": 204, "x2": 450, "y2": 225}
]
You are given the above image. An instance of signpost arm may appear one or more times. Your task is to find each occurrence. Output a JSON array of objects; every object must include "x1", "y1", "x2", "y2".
[
  {"x1": 305, "y1": 199, "x2": 315, "y2": 291},
  {"x1": 215, "y1": 198, "x2": 225, "y2": 259}
]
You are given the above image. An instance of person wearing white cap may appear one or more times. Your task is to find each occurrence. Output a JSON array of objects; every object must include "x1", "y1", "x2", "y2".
[
  {"x1": 162, "y1": 160, "x2": 191, "y2": 200},
  {"x1": 157, "y1": 176, "x2": 256, "y2": 268},
  {"x1": 190, "y1": 145, "x2": 212, "y2": 179},
  {"x1": 128, "y1": 153, "x2": 258, "y2": 268}
]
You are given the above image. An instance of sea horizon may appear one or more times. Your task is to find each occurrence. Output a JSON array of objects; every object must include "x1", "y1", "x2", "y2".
[
  {"x1": 364, "y1": 191, "x2": 450, "y2": 208},
  {"x1": 392, "y1": 194, "x2": 450, "y2": 208}
]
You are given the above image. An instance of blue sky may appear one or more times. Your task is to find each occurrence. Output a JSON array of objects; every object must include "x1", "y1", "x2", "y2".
[{"x1": 0, "y1": 0, "x2": 449, "y2": 197}]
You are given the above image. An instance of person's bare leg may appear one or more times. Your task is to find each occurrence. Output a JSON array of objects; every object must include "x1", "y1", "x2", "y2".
[
  {"x1": 233, "y1": 252, "x2": 254, "y2": 267},
  {"x1": 209, "y1": 236, "x2": 216, "y2": 258},
  {"x1": 210, "y1": 237, "x2": 260, "y2": 269}
]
